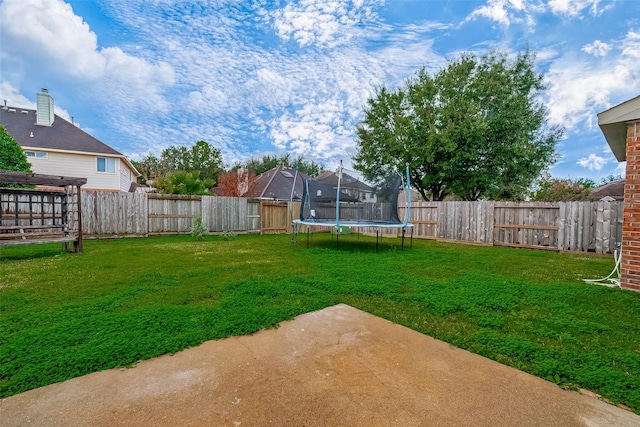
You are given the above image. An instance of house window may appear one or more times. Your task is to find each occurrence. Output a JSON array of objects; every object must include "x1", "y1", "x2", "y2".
[
  {"x1": 97, "y1": 157, "x2": 116, "y2": 173},
  {"x1": 24, "y1": 151, "x2": 47, "y2": 159}
]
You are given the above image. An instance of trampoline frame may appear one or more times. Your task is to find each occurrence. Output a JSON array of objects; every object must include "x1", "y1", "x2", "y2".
[{"x1": 292, "y1": 162, "x2": 414, "y2": 251}]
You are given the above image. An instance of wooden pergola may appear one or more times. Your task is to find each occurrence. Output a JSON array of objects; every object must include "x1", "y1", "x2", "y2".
[{"x1": 0, "y1": 171, "x2": 87, "y2": 252}]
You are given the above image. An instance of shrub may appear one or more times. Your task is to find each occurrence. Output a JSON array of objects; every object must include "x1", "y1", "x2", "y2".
[
  {"x1": 190, "y1": 216, "x2": 209, "y2": 240},
  {"x1": 221, "y1": 230, "x2": 237, "y2": 241}
]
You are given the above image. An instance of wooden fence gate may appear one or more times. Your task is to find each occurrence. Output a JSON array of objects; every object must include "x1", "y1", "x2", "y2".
[
  {"x1": 260, "y1": 201, "x2": 290, "y2": 234},
  {"x1": 148, "y1": 194, "x2": 201, "y2": 234},
  {"x1": 493, "y1": 203, "x2": 559, "y2": 250},
  {"x1": 260, "y1": 201, "x2": 301, "y2": 235}
]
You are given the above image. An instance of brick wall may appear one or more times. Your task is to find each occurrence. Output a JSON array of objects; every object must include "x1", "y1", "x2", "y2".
[{"x1": 621, "y1": 120, "x2": 640, "y2": 291}]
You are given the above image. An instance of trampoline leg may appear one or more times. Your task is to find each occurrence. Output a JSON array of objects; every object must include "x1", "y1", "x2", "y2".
[
  {"x1": 336, "y1": 227, "x2": 339, "y2": 251},
  {"x1": 402, "y1": 228, "x2": 405, "y2": 251},
  {"x1": 307, "y1": 226, "x2": 310, "y2": 249},
  {"x1": 410, "y1": 227, "x2": 413, "y2": 248},
  {"x1": 376, "y1": 228, "x2": 379, "y2": 253}
]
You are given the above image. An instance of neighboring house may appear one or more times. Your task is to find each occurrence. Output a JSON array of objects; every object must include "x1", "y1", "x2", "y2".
[
  {"x1": 248, "y1": 165, "x2": 310, "y2": 200},
  {"x1": 315, "y1": 170, "x2": 376, "y2": 202},
  {"x1": 0, "y1": 89, "x2": 139, "y2": 192},
  {"x1": 590, "y1": 179, "x2": 624, "y2": 202},
  {"x1": 598, "y1": 95, "x2": 640, "y2": 292}
]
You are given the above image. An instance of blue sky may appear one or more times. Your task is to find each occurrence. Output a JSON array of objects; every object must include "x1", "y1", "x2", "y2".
[{"x1": 1, "y1": 0, "x2": 638, "y2": 180}]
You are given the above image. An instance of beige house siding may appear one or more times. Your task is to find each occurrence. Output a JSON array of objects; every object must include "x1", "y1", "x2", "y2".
[
  {"x1": 23, "y1": 149, "x2": 135, "y2": 191},
  {"x1": 119, "y1": 162, "x2": 135, "y2": 191}
]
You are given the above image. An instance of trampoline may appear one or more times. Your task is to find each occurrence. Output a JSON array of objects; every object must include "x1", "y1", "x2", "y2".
[{"x1": 292, "y1": 162, "x2": 414, "y2": 251}]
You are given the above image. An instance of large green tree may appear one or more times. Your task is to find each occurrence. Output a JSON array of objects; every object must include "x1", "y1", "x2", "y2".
[
  {"x1": 0, "y1": 125, "x2": 32, "y2": 173},
  {"x1": 0, "y1": 125, "x2": 32, "y2": 187},
  {"x1": 530, "y1": 173, "x2": 595, "y2": 202},
  {"x1": 243, "y1": 153, "x2": 324, "y2": 177},
  {"x1": 354, "y1": 50, "x2": 562, "y2": 201},
  {"x1": 154, "y1": 171, "x2": 213, "y2": 195},
  {"x1": 134, "y1": 140, "x2": 223, "y2": 185}
]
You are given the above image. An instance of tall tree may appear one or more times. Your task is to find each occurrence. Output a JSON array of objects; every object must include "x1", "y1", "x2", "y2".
[
  {"x1": 154, "y1": 171, "x2": 213, "y2": 195},
  {"x1": 244, "y1": 154, "x2": 324, "y2": 177},
  {"x1": 134, "y1": 140, "x2": 223, "y2": 186},
  {"x1": 216, "y1": 169, "x2": 257, "y2": 197},
  {"x1": 0, "y1": 125, "x2": 32, "y2": 173},
  {"x1": 186, "y1": 140, "x2": 222, "y2": 182},
  {"x1": 0, "y1": 125, "x2": 32, "y2": 187},
  {"x1": 599, "y1": 174, "x2": 623, "y2": 185},
  {"x1": 530, "y1": 173, "x2": 595, "y2": 202},
  {"x1": 354, "y1": 50, "x2": 562, "y2": 201}
]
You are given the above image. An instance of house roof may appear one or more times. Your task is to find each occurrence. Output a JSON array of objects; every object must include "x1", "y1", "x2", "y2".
[
  {"x1": 598, "y1": 96, "x2": 640, "y2": 162},
  {"x1": 314, "y1": 171, "x2": 373, "y2": 192},
  {"x1": 590, "y1": 179, "x2": 625, "y2": 201},
  {"x1": 0, "y1": 106, "x2": 139, "y2": 175},
  {"x1": 248, "y1": 165, "x2": 310, "y2": 200}
]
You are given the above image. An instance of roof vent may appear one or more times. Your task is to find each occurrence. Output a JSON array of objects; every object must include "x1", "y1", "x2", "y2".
[
  {"x1": 30, "y1": 132, "x2": 34, "y2": 138},
  {"x1": 21, "y1": 110, "x2": 28, "y2": 114},
  {"x1": 36, "y1": 89, "x2": 54, "y2": 126},
  {"x1": 2, "y1": 100, "x2": 7, "y2": 110},
  {"x1": 8, "y1": 108, "x2": 16, "y2": 112}
]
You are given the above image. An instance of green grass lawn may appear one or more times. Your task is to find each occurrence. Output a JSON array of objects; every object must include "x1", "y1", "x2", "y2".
[{"x1": 1, "y1": 233, "x2": 639, "y2": 412}]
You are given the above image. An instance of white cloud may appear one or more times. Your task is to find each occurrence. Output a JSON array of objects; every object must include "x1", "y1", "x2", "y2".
[
  {"x1": 582, "y1": 40, "x2": 611, "y2": 56},
  {"x1": 0, "y1": 0, "x2": 104, "y2": 78},
  {"x1": 577, "y1": 153, "x2": 608, "y2": 170},
  {"x1": 620, "y1": 30, "x2": 640, "y2": 60},
  {"x1": 269, "y1": 99, "x2": 355, "y2": 160},
  {"x1": 68, "y1": 0, "x2": 443, "y2": 167},
  {"x1": 0, "y1": 0, "x2": 175, "y2": 111},
  {"x1": 466, "y1": 0, "x2": 543, "y2": 27},
  {"x1": 546, "y1": 30, "x2": 640, "y2": 131},
  {"x1": 548, "y1": 0, "x2": 610, "y2": 17},
  {"x1": 468, "y1": 0, "x2": 512, "y2": 26},
  {"x1": 272, "y1": 0, "x2": 384, "y2": 48}
]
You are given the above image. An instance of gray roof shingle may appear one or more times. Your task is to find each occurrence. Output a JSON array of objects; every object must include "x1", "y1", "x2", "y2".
[
  {"x1": 0, "y1": 107, "x2": 122, "y2": 156},
  {"x1": 249, "y1": 166, "x2": 310, "y2": 200},
  {"x1": 590, "y1": 180, "x2": 625, "y2": 201}
]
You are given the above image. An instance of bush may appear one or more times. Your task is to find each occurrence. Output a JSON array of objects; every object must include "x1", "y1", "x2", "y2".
[
  {"x1": 190, "y1": 216, "x2": 209, "y2": 240},
  {"x1": 221, "y1": 230, "x2": 237, "y2": 241}
]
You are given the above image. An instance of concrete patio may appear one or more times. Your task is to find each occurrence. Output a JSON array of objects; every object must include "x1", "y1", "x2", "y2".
[{"x1": 1, "y1": 304, "x2": 638, "y2": 426}]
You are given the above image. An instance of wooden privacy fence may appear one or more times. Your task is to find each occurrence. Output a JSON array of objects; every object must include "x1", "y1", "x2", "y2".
[
  {"x1": 82, "y1": 193, "x2": 263, "y2": 236},
  {"x1": 400, "y1": 201, "x2": 623, "y2": 253},
  {"x1": 76, "y1": 192, "x2": 622, "y2": 254}
]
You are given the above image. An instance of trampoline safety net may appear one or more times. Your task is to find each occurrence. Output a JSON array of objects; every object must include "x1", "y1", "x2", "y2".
[{"x1": 297, "y1": 165, "x2": 411, "y2": 228}]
